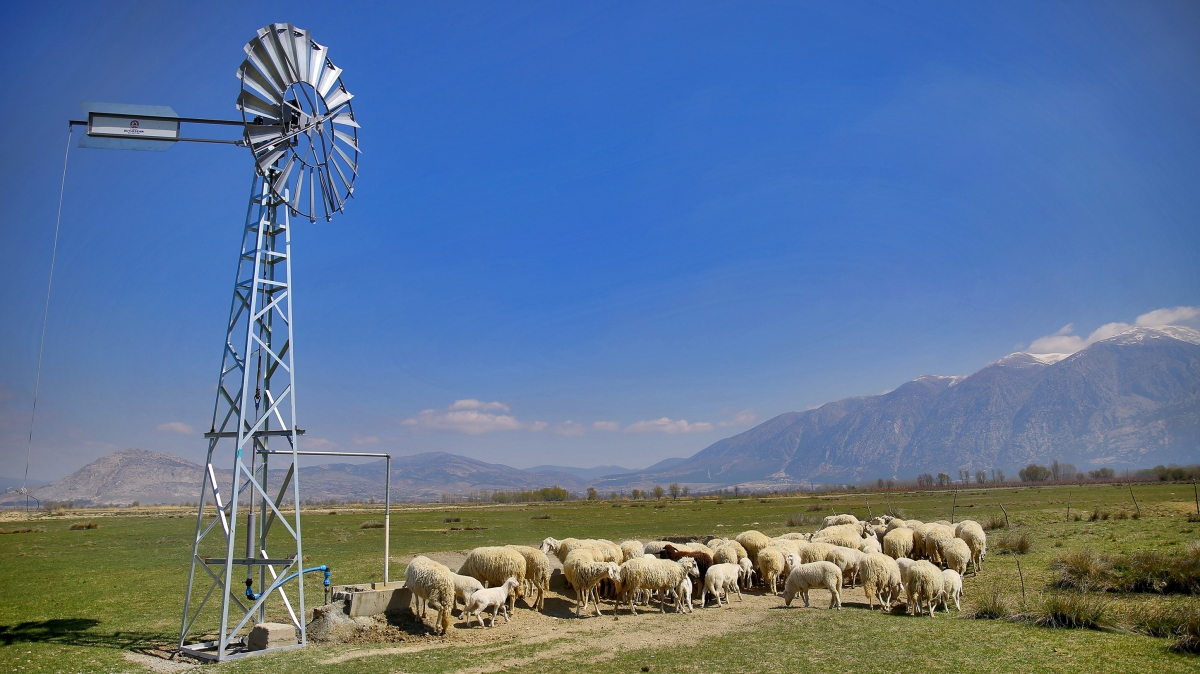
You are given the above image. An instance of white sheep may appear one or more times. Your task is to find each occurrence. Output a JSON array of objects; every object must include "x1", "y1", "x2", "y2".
[
  {"x1": 782, "y1": 561, "x2": 842, "y2": 609},
  {"x1": 620, "y1": 540, "x2": 645, "y2": 563},
  {"x1": 955, "y1": 521, "x2": 987, "y2": 574},
  {"x1": 859, "y1": 535, "x2": 882, "y2": 555},
  {"x1": 940, "y1": 569, "x2": 963, "y2": 612},
  {"x1": 943, "y1": 538, "x2": 971, "y2": 576},
  {"x1": 736, "y1": 530, "x2": 773, "y2": 581},
  {"x1": 904, "y1": 560, "x2": 944, "y2": 617},
  {"x1": 464, "y1": 577, "x2": 521, "y2": 627},
  {"x1": 617, "y1": 556, "x2": 698, "y2": 615},
  {"x1": 824, "y1": 546, "x2": 864, "y2": 588},
  {"x1": 820, "y1": 514, "x2": 860, "y2": 529},
  {"x1": 799, "y1": 541, "x2": 834, "y2": 565},
  {"x1": 459, "y1": 546, "x2": 527, "y2": 612},
  {"x1": 712, "y1": 545, "x2": 739, "y2": 565},
  {"x1": 924, "y1": 526, "x2": 955, "y2": 566},
  {"x1": 641, "y1": 540, "x2": 672, "y2": 556},
  {"x1": 506, "y1": 544, "x2": 550, "y2": 610},
  {"x1": 404, "y1": 556, "x2": 455, "y2": 635},
  {"x1": 450, "y1": 572, "x2": 484, "y2": 619},
  {"x1": 858, "y1": 552, "x2": 902, "y2": 611},
  {"x1": 566, "y1": 557, "x2": 621, "y2": 617},
  {"x1": 883, "y1": 527, "x2": 914, "y2": 559},
  {"x1": 811, "y1": 523, "x2": 864, "y2": 549},
  {"x1": 700, "y1": 562, "x2": 743, "y2": 607},
  {"x1": 738, "y1": 557, "x2": 755, "y2": 590},
  {"x1": 675, "y1": 574, "x2": 694, "y2": 613}
]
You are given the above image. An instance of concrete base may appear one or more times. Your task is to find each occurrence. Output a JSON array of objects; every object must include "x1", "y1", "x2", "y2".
[
  {"x1": 247, "y1": 622, "x2": 296, "y2": 651},
  {"x1": 348, "y1": 586, "x2": 412, "y2": 617}
]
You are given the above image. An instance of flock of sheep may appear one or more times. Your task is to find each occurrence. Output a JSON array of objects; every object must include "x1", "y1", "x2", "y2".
[{"x1": 403, "y1": 513, "x2": 988, "y2": 634}]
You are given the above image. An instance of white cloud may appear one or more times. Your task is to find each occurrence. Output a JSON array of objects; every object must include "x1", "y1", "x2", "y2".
[
  {"x1": 305, "y1": 437, "x2": 336, "y2": 451},
  {"x1": 352, "y1": 435, "x2": 380, "y2": 445},
  {"x1": 592, "y1": 421, "x2": 620, "y2": 432},
  {"x1": 625, "y1": 417, "x2": 715, "y2": 434},
  {"x1": 718, "y1": 409, "x2": 759, "y2": 427},
  {"x1": 155, "y1": 421, "x2": 195, "y2": 435},
  {"x1": 449, "y1": 399, "x2": 510, "y2": 412},
  {"x1": 1027, "y1": 305, "x2": 1200, "y2": 355},
  {"x1": 552, "y1": 421, "x2": 585, "y2": 437},
  {"x1": 401, "y1": 400, "x2": 543, "y2": 435}
]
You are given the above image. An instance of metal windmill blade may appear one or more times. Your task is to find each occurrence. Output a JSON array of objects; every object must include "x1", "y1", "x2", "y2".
[{"x1": 237, "y1": 23, "x2": 359, "y2": 222}]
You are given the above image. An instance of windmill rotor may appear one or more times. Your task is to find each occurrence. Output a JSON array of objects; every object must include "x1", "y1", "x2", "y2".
[{"x1": 237, "y1": 23, "x2": 360, "y2": 222}]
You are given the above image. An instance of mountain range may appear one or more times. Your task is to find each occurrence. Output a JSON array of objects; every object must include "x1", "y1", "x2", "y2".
[{"x1": 4, "y1": 325, "x2": 1198, "y2": 506}]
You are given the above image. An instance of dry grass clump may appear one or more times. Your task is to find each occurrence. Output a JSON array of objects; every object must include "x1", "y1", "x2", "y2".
[
  {"x1": 1053, "y1": 544, "x2": 1200, "y2": 595},
  {"x1": 443, "y1": 517, "x2": 462, "y2": 523},
  {"x1": 1053, "y1": 548, "x2": 1113, "y2": 591},
  {"x1": 805, "y1": 503, "x2": 823, "y2": 512},
  {"x1": 530, "y1": 514, "x2": 552, "y2": 520},
  {"x1": 1131, "y1": 600, "x2": 1200, "y2": 653},
  {"x1": 786, "y1": 514, "x2": 821, "y2": 527},
  {"x1": 967, "y1": 585, "x2": 1011, "y2": 620},
  {"x1": 69, "y1": 522, "x2": 98, "y2": 530},
  {"x1": 982, "y1": 513, "x2": 1007, "y2": 531},
  {"x1": 359, "y1": 520, "x2": 385, "y2": 529},
  {"x1": 0, "y1": 528, "x2": 44, "y2": 535},
  {"x1": 996, "y1": 530, "x2": 1031, "y2": 554},
  {"x1": 1031, "y1": 591, "x2": 1111, "y2": 629}
]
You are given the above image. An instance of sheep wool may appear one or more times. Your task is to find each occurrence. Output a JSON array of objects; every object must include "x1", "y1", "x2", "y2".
[
  {"x1": 940, "y1": 569, "x2": 963, "y2": 612},
  {"x1": 955, "y1": 522, "x2": 987, "y2": 574},
  {"x1": 756, "y1": 546, "x2": 788, "y2": 595},
  {"x1": 700, "y1": 562, "x2": 743, "y2": 607},
  {"x1": 824, "y1": 546, "x2": 864, "y2": 588},
  {"x1": 883, "y1": 527, "x2": 915, "y2": 560},
  {"x1": 800, "y1": 541, "x2": 834, "y2": 565},
  {"x1": 782, "y1": 561, "x2": 843, "y2": 609},
  {"x1": 459, "y1": 546, "x2": 527, "y2": 611},
  {"x1": 506, "y1": 544, "x2": 551, "y2": 610},
  {"x1": 858, "y1": 552, "x2": 902, "y2": 611},
  {"x1": 617, "y1": 556, "x2": 698, "y2": 615},
  {"x1": 904, "y1": 560, "x2": 944, "y2": 617},
  {"x1": 736, "y1": 530, "x2": 773, "y2": 573},
  {"x1": 404, "y1": 556, "x2": 455, "y2": 635},
  {"x1": 620, "y1": 540, "x2": 645, "y2": 563},
  {"x1": 820, "y1": 514, "x2": 860, "y2": 530},
  {"x1": 943, "y1": 538, "x2": 971, "y2": 576}
]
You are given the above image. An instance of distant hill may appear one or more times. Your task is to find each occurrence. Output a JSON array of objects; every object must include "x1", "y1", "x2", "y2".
[
  {"x1": 595, "y1": 326, "x2": 1200, "y2": 490},
  {"x1": 0, "y1": 449, "x2": 588, "y2": 507}
]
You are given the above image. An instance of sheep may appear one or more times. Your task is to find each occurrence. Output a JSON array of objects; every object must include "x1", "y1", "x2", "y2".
[
  {"x1": 954, "y1": 519, "x2": 980, "y2": 536},
  {"x1": 506, "y1": 545, "x2": 551, "y2": 610},
  {"x1": 738, "y1": 556, "x2": 755, "y2": 590},
  {"x1": 756, "y1": 546, "x2": 788, "y2": 595},
  {"x1": 943, "y1": 538, "x2": 971, "y2": 576},
  {"x1": 800, "y1": 541, "x2": 834, "y2": 565},
  {"x1": 464, "y1": 577, "x2": 520, "y2": 627},
  {"x1": 620, "y1": 540, "x2": 645, "y2": 563},
  {"x1": 955, "y1": 522, "x2": 987, "y2": 574},
  {"x1": 450, "y1": 572, "x2": 485, "y2": 619},
  {"x1": 859, "y1": 535, "x2": 882, "y2": 555},
  {"x1": 820, "y1": 514, "x2": 860, "y2": 529},
  {"x1": 735, "y1": 530, "x2": 773, "y2": 579},
  {"x1": 771, "y1": 537, "x2": 806, "y2": 558},
  {"x1": 824, "y1": 546, "x2": 864, "y2": 588},
  {"x1": 459, "y1": 546, "x2": 527, "y2": 612},
  {"x1": 895, "y1": 556, "x2": 915, "y2": 580},
  {"x1": 885, "y1": 518, "x2": 908, "y2": 532},
  {"x1": 617, "y1": 556, "x2": 698, "y2": 615},
  {"x1": 904, "y1": 560, "x2": 944, "y2": 617},
  {"x1": 700, "y1": 562, "x2": 743, "y2": 607},
  {"x1": 404, "y1": 556, "x2": 455, "y2": 635},
  {"x1": 812, "y1": 523, "x2": 865, "y2": 549},
  {"x1": 883, "y1": 527, "x2": 915, "y2": 559},
  {"x1": 641, "y1": 540, "x2": 671, "y2": 556},
  {"x1": 712, "y1": 545, "x2": 739, "y2": 565},
  {"x1": 924, "y1": 527, "x2": 955, "y2": 566},
  {"x1": 684, "y1": 541, "x2": 716, "y2": 556},
  {"x1": 565, "y1": 556, "x2": 621, "y2": 617},
  {"x1": 661, "y1": 544, "x2": 714, "y2": 596},
  {"x1": 858, "y1": 552, "x2": 903, "y2": 611},
  {"x1": 940, "y1": 569, "x2": 963, "y2": 612},
  {"x1": 910, "y1": 523, "x2": 933, "y2": 560},
  {"x1": 776, "y1": 532, "x2": 808, "y2": 541},
  {"x1": 782, "y1": 560, "x2": 842, "y2": 609}
]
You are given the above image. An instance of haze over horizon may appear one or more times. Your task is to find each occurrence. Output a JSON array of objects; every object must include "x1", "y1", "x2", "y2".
[{"x1": 2, "y1": 2, "x2": 1198, "y2": 482}]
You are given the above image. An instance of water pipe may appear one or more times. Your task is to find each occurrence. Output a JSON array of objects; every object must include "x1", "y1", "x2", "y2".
[{"x1": 246, "y1": 565, "x2": 330, "y2": 600}]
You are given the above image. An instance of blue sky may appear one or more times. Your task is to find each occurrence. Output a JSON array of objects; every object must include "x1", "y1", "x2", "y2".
[{"x1": 1, "y1": 2, "x2": 1198, "y2": 481}]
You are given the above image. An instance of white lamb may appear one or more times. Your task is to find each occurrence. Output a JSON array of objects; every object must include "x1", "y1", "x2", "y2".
[
  {"x1": 738, "y1": 557, "x2": 755, "y2": 590},
  {"x1": 700, "y1": 562, "x2": 743, "y2": 607},
  {"x1": 782, "y1": 560, "x2": 843, "y2": 609},
  {"x1": 617, "y1": 556, "x2": 698, "y2": 615},
  {"x1": 566, "y1": 556, "x2": 621, "y2": 617},
  {"x1": 940, "y1": 569, "x2": 963, "y2": 612},
  {"x1": 450, "y1": 572, "x2": 484, "y2": 619},
  {"x1": 463, "y1": 577, "x2": 520, "y2": 627}
]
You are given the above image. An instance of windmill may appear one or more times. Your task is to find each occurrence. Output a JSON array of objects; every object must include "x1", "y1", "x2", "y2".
[{"x1": 63, "y1": 23, "x2": 379, "y2": 662}]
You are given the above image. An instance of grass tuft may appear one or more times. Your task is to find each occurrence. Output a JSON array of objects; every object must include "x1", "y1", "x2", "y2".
[
  {"x1": 68, "y1": 522, "x2": 98, "y2": 530},
  {"x1": 531, "y1": 514, "x2": 552, "y2": 520},
  {"x1": 1053, "y1": 548, "x2": 1113, "y2": 591},
  {"x1": 806, "y1": 503, "x2": 823, "y2": 512},
  {"x1": 359, "y1": 520, "x2": 385, "y2": 529},
  {"x1": 0, "y1": 528, "x2": 44, "y2": 534},
  {"x1": 1032, "y1": 591, "x2": 1110, "y2": 629},
  {"x1": 996, "y1": 530, "x2": 1031, "y2": 554},
  {"x1": 967, "y1": 586, "x2": 1011, "y2": 619},
  {"x1": 1131, "y1": 600, "x2": 1200, "y2": 653},
  {"x1": 786, "y1": 514, "x2": 821, "y2": 527},
  {"x1": 443, "y1": 517, "x2": 462, "y2": 523},
  {"x1": 983, "y1": 513, "x2": 1008, "y2": 531}
]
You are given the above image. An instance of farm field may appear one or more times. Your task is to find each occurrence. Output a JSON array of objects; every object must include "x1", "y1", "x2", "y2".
[{"x1": 1, "y1": 481, "x2": 1198, "y2": 673}]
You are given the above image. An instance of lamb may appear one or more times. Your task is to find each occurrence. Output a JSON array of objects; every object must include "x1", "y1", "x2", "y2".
[
  {"x1": 617, "y1": 556, "x2": 698, "y2": 615},
  {"x1": 738, "y1": 557, "x2": 755, "y2": 589},
  {"x1": 904, "y1": 560, "x2": 944, "y2": 617},
  {"x1": 506, "y1": 544, "x2": 551, "y2": 610},
  {"x1": 940, "y1": 569, "x2": 963, "y2": 612},
  {"x1": 943, "y1": 538, "x2": 971, "y2": 576},
  {"x1": 736, "y1": 530, "x2": 773, "y2": 579},
  {"x1": 564, "y1": 555, "x2": 621, "y2": 617},
  {"x1": 859, "y1": 535, "x2": 882, "y2": 555},
  {"x1": 858, "y1": 552, "x2": 903, "y2": 611},
  {"x1": 450, "y1": 572, "x2": 484, "y2": 619},
  {"x1": 820, "y1": 514, "x2": 860, "y2": 529},
  {"x1": 883, "y1": 527, "x2": 915, "y2": 559},
  {"x1": 824, "y1": 546, "x2": 864, "y2": 588},
  {"x1": 464, "y1": 577, "x2": 521, "y2": 627},
  {"x1": 676, "y1": 575, "x2": 694, "y2": 613},
  {"x1": 700, "y1": 562, "x2": 743, "y2": 607},
  {"x1": 459, "y1": 546, "x2": 527, "y2": 612},
  {"x1": 404, "y1": 556, "x2": 455, "y2": 635},
  {"x1": 620, "y1": 540, "x2": 645, "y2": 563},
  {"x1": 661, "y1": 544, "x2": 714, "y2": 596},
  {"x1": 756, "y1": 546, "x2": 788, "y2": 595},
  {"x1": 955, "y1": 521, "x2": 987, "y2": 574},
  {"x1": 782, "y1": 561, "x2": 843, "y2": 609}
]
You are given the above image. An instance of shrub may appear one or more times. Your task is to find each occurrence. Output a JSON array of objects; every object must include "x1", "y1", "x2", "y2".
[
  {"x1": 1132, "y1": 601, "x2": 1200, "y2": 653},
  {"x1": 982, "y1": 513, "x2": 1007, "y2": 531},
  {"x1": 1053, "y1": 549, "x2": 1112, "y2": 591},
  {"x1": 786, "y1": 514, "x2": 821, "y2": 527},
  {"x1": 359, "y1": 521, "x2": 385, "y2": 529},
  {"x1": 996, "y1": 530, "x2": 1031, "y2": 554},
  {"x1": 968, "y1": 586, "x2": 1011, "y2": 619},
  {"x1": 328, "y1": 510, "x2": 337, "y2": 515},
  {"x1": 69, "y1": 522, "x2": 98, "y2": 530},
  {"x1": 1033, "y1": 592, "x2": 1110, "y2": 629},
  {"x1": 531, "y1": 514, "x2": 552, "y2": 520},
  {"x1": 443, "y1": 517, "x2": 461, "y2": 523},
  {"x1": 806, "y1": 503, "x2": 823, "y2": 512},
  {"x1": 654, "y1": 503, "x2": 667, "y2": 509}
]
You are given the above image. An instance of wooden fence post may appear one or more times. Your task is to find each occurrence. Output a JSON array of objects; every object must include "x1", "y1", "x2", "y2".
[{"x1": 1128, "y1": 483, "x2": 1140, "y2": 517}]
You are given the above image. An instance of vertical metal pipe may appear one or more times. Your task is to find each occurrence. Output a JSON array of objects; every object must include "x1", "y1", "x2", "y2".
[
  {"x1": 384, "y1": 455, "x2": 391, "y2": 584},
  {"x1": 282, "y1": 194, "x2": 306, "y2": 647}
]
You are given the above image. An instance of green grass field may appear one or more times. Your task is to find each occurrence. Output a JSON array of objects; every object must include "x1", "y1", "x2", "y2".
[{"x1": 1, "y1": 481, "x2": 1198, "y2": 672}]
